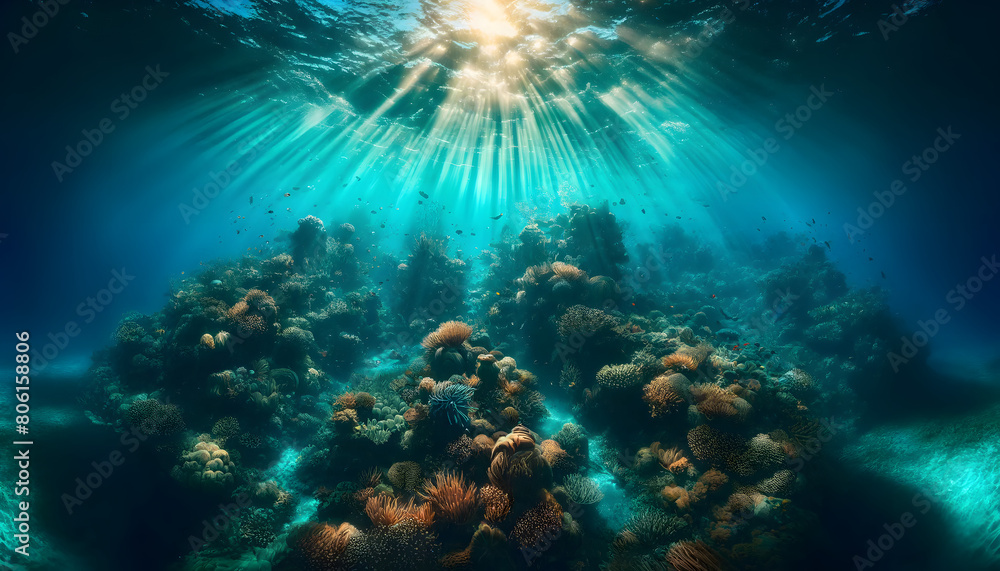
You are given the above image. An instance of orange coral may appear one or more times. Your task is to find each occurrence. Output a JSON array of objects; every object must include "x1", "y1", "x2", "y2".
[
  {"x1": 691, "y1": 383, "x2": 750, "y2": 421},
  {"x1": 539, "y1": 439, "x2": 575, "y2": 472},
  {"x1": 419, "y1": 378, "x2": 436, "y2": 394},
  {"x1": 421, "y1": 321, "x2": 473, "y2": 350},
  {"x1": 333, "y1": 392, "x2": 356, "y2": 410},
  {"x1": 227, "y1": 289, "x2": 276, "y2": 334},
  {"x1": 404, "y1": 404, "x2": 429, "y2": 427},
  {"x1": 699, "y1": 468, "x2": 729, "y2": 491},
  {"x1": 471, "y1": 434, "x2": 494, "y2": 456},
  {"x1": 642, "y1": 375, "x2": 686, "y2": 417},
  {"x1": 365, "y1": 493, "x2": 434, "y2": 527},
  {"x1": 421, "y1": 471, "x2": 478, "y2": 525},
  {"x1": 480, "y1": 485, "x2": 511, "y2": 522},
  {"x1": 510, "y1": 490, "x2": 563, "y2": 548},
  {"x1": 649, "y1": 442, "x2": 690, "y2": 474},
  {"x1": 489, "y1": 425, "x2": 537, "y2": 489},
  {"x1": 666, "y1": 540, "x2": 723, "y2": 571},
  {"x1": 662, "y1": 352, "x2": 699, "y2": 371},
  {"x1": 291, "y1": 521, "x2": 357, "y2": 571}
]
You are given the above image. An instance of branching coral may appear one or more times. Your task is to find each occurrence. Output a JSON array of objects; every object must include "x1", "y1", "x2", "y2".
[
  {"x1": 642, "y1": 375, "x2": 686, "y2": 417},
  {"x1": 691, "y1": 383, "x2": 751, "y2": 421},
  {"x1": 228, "y1": 289, "x2": 277, "y2": 334},
  {"x1": 421, "y1": 471, "x2": 479, "y2": 524}
]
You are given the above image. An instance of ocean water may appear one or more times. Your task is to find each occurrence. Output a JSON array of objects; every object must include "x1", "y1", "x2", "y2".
[{"x1": 1, "y1": 0, "x2": 998, "y2": 569}]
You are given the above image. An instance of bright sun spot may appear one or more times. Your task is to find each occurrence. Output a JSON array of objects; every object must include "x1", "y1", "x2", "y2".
[{"x1": 467, "y1": 0, "x2": 518, "y2": 39}]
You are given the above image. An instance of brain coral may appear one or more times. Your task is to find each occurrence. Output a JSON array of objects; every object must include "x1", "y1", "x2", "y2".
[
  {"x1": 173, "y1": 440, "x2": 235, "y2": 489},
  {"x1": 388, "y1": 461, "x2": 423, "y2": 491}
]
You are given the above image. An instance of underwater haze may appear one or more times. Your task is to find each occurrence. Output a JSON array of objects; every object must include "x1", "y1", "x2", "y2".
[{"x1": 1, "y1": 0, "x2": 999, "y2": 569}]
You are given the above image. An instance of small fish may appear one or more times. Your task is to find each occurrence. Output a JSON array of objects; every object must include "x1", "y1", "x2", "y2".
[
  {"x1": 641, "y1": 208, "x2": 646, "y2": 214},
  {"x1": 824, "y1": 241, "x2": 831, "y2": 250},
  {"x1": 811, "y1": 218, "x2": 816, "y2": 224},
  {"x1": 733, "y1": 345, "x2": 739, "y2": 350},
  {"x1": 754, "y1": 342, "x2": 760, "y2": 347},
  {"x1": 455, "y1": 229, "x2": 463, "y2": 234},
  {"x1": 293, "y1": 186, "x2": 300, "y2": 190},
  {"x1": 761, "y1": 216, "x2": 766, "y2": 221},
  {"x1": 418, "y1": 200, "x2": 423, "y2": 204},
  {"x1": 676, "y1": 216, "x2": 681, "y2": 219},
  {"x1": 711, "y1": 294, "x2": 716, "y2": 298},
  {"x1": 619, "y1": 198, "x2": 625, "y2": 205},
  {"x1": 319, "y1": 351, "x2": 327, "y2": 358},
  {"x1": 491, "y1": 214, "x2": 503, "y2": 220},
  {"x1": 743, "y1": 343, "x2": 750, "y2": 346},
  {"x1": 370, "y1": 210, "x2": 376, "y2": 214},
  {"x1": 355, "y1": 175, "x2": 361, "y2": 181},
  {"x1": 284, "y1": 192, "x2": 291, "y2": 197},
  {"x1": 881, "y1": 271, "x2": 887, "y2": 279},
  {"x1": 249, "y1": 196, "x2": 253, "y2": 204},
  {"x1": 268, "y1": 210, "x2": 273, "y2": 214},
  {"x1": 419, "y1": 191, "x2": 429, "y2": 199}
]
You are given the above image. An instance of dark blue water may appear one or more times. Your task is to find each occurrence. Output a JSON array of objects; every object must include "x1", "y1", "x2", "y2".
[{"x1": 1, "y1": 0, "x2": 999, "y2": 569}]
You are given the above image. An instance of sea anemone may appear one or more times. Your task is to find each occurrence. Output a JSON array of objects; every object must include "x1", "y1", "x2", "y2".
[
  {"x1": 420, "y1": 471, "x2": 479, "y2": 525},
  {"x1": 428, "y1": 381, "x2": 477, "y2": 427},
  {"x1": 421, "y1": 321, "x2": 473, "y2": 350}
]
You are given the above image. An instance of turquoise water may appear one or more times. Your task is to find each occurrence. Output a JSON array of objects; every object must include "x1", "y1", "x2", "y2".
[{"x1": 2, "y1": 0, "x2": 998, "y2": 569}]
